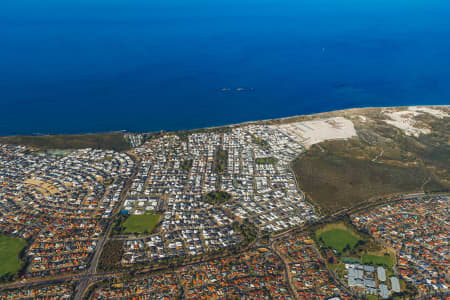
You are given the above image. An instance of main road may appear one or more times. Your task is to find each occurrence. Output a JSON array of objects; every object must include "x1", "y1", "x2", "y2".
[
  {"x1": 73, "y1": 153, "x2": 141, "y2": 300},
  {"x1": 1, "y1": 189, "x2": 446, "y2": 298}
]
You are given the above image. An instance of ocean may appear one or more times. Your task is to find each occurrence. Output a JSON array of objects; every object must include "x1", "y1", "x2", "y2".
[{"x1": 1, "y1": 0, "x2": 449, "y2": 135}]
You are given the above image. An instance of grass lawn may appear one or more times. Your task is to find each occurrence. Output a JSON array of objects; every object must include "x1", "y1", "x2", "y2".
[
  {"x1": 317, "y1": 224, "x2": 361, "y2": 254},
  {"x1": 122, "y1": 213, "x2": 161, "y2": 234},
  {"x1": 362, "y1": 253, "x2": 394, "y2": 268},
  {"x1": 0, "y1": 235, "x2": 27, "y2": 278}
]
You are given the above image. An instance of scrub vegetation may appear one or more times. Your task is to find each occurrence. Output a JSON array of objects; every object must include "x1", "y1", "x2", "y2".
[
  {"x1": 293, "y1": 108, "x2": 449, "y2": 214},
  {"x1": 181, "y1": 159, "x2": 193, "y2": 172},
  {"x1": 203, "y1": 191, "x2": 232, "y2": 205},
  {"x1": 98, "y1": 240, "x2": 124, "y2": 271},
  {"x1": 0, "y1": 132, "x2": 131, "y2": 151},
  {"x1": 214, "y1": 148, "x2": 228, "y2": 174}
]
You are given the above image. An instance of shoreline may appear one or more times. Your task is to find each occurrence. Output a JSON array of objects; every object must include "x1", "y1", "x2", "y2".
[{"x1": 1, "y1": 104, "x2": 448, "y2": 139}]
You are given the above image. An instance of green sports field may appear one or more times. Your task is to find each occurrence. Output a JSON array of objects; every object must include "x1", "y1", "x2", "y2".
[
  {"x1": 317, "y1": 225, "x2": 361, "y2": 254},
  {"x1": 122, "y1": 213, "x2": 161, "y2": 234},
  {"x1": 0, "y1": 235, "x2": 27, "y2": 278},
  {"x1": 362, "y1": 253, "x2": 394, "y2": 268}
]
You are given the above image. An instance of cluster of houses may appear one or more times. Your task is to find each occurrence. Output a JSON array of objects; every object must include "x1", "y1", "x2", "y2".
[
  {"x1": 275, "y1": 231, "x2": 405, "y2": 299},
  {"x1": 0, "y1": 283, "x2": 73, "y2": 299},
  {"x1": 120, "y1": 124, "x2": 317, "y2": 266},
  {"x1": 227, "y1": 125, "x2": 317, "y2": 232},
  {"x1": 122, "y1": 224, "x2": 242, "y2": 264},
  {"x1": 276, "y1": 234, "x2": 351, "y2": 299},
  {"x1": 0, "y1": 145, "x2": 134, "y2": 278},
  {"x1": 92, "y1": 273, "x2": 181, "y2": 299},
  {"x1": 178, "y1": 248, "x2": 292, "y2": 299},
  {"x1": 94, "y1": 248, "x2": 293, "y2": 299},
  {"x1": 1, "y1": 116, "x2": 447, "y2": 299},
  {"x1": 121, "y1": 135, "x2": 241, "y2": 264},
  {"x1": 1, "y1": 120, "x2": 318, "y2": 282},
  {"x1": 124, "y1": 133, "x2": 143, "y2": 148},
  {"x1": 352, "y1": 194, "x2": 449, "y2": 295}
]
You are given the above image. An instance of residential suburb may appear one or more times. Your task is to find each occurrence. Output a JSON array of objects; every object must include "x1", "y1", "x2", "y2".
[{"x1": 0, "y1": 106, "x2": 449, "y2": 300}]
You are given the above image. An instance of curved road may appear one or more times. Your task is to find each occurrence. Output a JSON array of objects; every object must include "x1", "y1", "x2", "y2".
[{"x1": 1, "y1": 192, "x2": 446, "y2": 299}]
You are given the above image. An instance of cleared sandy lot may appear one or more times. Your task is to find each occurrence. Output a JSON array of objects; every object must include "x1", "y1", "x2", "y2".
[{"x1": 276, "y1": 117, "x2": 357, "y2": 148}]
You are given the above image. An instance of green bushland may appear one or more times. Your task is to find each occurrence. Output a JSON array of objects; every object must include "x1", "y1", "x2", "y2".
[
  {"x1": 0, "y1": 132, "x2": 131, "y2": 151},
  {"x1": 175, "y1": 126, "x2": 232, "y2": 142},
  {"x1": 253, "y1": 137, "x2": 269, "y2": 148},
  {"x1": 214, "y1": 148, "x2": 228, "y2": 174},
  {"x1": 203, "y1": 191, "x2": 232, "y2": 205},
  {"x1": 181, "y1": 159, "x2": 193, "y2": 172},
  {"x1": 362, "y1": 253, "x2": 394, "y2": 268},
  {"x1": 317, "y1": 227, "x2": 361, "y2": 254},
  {"x1": 0, "y1": 235, "x2": 27, "y2": 280},
  {"x1": 121, "y1": 213, "x2": 161, "y2": 234},
  {"x1": 255, "y1": 157, "x2": 278, "y2": 164},
  {"x1": 98, "y1": 240, "x2": 124, "y2": 271},
  {"x1": 292, "y1": 110, "x2": 449, "y2": 213},
  {"x1": 293, "y1": 150, "x2": 429, "y2": 213},
  {"x1": 232, "y1": 219, "x2": 258, "y2": 244}
]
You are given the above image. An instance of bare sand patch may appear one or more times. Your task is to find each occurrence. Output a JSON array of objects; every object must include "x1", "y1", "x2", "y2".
[
  {"x1": 408, "y1": 106, "x2": 449, "y2": 119},
  {"x1": 276, "y1": 117, "x2": 357, "y2": 148},
  {"x1": 383, "y1": 110, "x2": 429, "y2": 137}
]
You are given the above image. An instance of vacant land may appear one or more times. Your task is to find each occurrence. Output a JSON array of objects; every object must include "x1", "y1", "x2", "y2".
[
  {"x1": 317, "y1": 224, "x2": 361, "y2": 254},
  {"x1": 0, "y1": 132, "x2": 131, "y2": 151},
  {"x1": 122, "y1": 214, "x2": 161, "y2": 234},
  {"x1": 293, "y1": 108, "x2": 449, "y2": 213},
  {"x1": 0, "y1": 235, "x2": 27, "y2": 279}
]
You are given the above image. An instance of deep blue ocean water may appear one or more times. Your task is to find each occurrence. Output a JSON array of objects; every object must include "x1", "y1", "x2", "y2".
[{"x1": 1, "y1": 0, "x2": 450, "y2": 135}]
